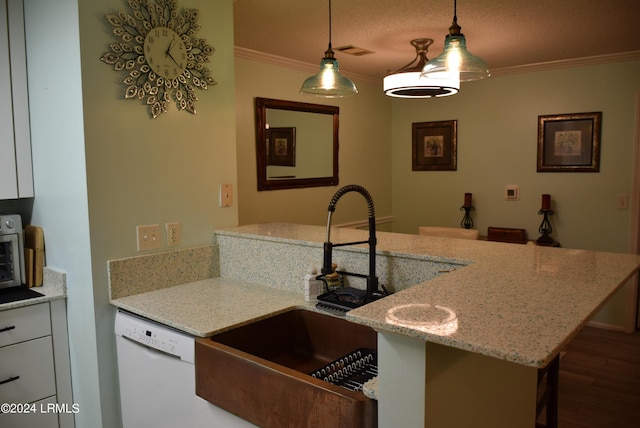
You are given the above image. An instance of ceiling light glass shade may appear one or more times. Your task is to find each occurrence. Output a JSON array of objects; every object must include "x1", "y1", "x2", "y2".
[
  {"x1": 301, "y1": 0, "x2": 357, "y2": 97},
  {"x1": 421, "y1": 34, "x2": 490, "y2": 82},
  {"x1": 383, "y1": 39, "x2": 459, "y2": 98},
  {"x1": 301, "y1": 51, "x2": 358, "y2": 97},
  {"x1": 422, "y1": 0, "x2": 490, "y2": 83}
]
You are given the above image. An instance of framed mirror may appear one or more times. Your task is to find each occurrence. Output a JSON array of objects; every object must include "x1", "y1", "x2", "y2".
[{"x1": 255, "y1": 97, "x2": 339, "y2": 191}]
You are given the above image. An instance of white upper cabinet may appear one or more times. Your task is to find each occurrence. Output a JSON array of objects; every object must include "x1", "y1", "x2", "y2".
[{"x1": 0, "y1": 0, "x2": 33, "y2": 200}]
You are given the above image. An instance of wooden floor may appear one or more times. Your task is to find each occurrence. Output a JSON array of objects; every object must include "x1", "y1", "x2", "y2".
[{"x1": 550, "y1": 326, "x2": 640, "y2": 427}]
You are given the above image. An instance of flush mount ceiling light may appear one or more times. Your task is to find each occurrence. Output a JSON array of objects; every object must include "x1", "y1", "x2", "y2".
[
  {"x1": 300, "y1": 0, "x2": 358, "y2": 97},
  {"x1": 383, "y1": 38, "x2": 459, "y2": 98},
  {"x1": 421, "y1": 0, "x2": 490, "y2": 83}
]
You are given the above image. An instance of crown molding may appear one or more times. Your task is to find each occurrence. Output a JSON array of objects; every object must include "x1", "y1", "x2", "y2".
[
  {"x1": 235, "y1": 46, "x2": 640, "y2": 85},
  {"x1": 489, "y1": 50, "x2": 640, "y2": 77},
  {"x1": 234, "y1": 46, "x2": 381, "y2": 85}
]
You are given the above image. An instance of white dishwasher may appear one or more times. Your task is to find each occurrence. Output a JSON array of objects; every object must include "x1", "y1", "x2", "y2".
[{"x1": 114, "y1": 310, "x2": 256, "y2": 428}]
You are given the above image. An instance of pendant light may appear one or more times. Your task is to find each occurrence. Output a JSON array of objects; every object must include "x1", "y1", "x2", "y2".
[
  {"x1": 300, "y1": 0, "x2": 358, "y2": 97},
  {"x1": 421, "y1": 0, "x2": 490, "y2": 82},
  {"x1": 383, "y1": 38, "x2": 459, "y2": 98}
]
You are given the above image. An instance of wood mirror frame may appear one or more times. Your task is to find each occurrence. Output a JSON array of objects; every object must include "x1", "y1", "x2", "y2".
[{"x1": 255, "y1": 97, "x2": 339, "y2": 191}]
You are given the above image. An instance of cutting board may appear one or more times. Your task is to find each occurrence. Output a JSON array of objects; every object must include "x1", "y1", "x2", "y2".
[
  {"x1": 24, "y1": 225, "x2": 45, "y2": 287},
  {"x1": 24, "y1": 248, "x2": 34, "y2": 286}
]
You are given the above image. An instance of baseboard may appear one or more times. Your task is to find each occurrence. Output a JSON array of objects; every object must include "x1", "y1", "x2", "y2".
[
  {"x1": 586, "y1": 320, "x2": 626, "y2": 332},
  {"x1": 334, "y1": 215, "x2": 394, "y2": 229}
]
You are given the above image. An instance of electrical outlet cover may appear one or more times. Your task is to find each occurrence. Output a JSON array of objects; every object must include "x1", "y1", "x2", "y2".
[
  {"x1": 220, "y1": 184, "x2": 233, "y2": 207},
  {"x1": 616, "y1": 194, "x2": 629, "y2": 210},
  {"x1": 166, "y1": 222, "x2": 182, "y2": 246}
]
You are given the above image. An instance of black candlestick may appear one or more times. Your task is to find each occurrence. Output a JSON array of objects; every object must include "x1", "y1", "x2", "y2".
[
  {"x1": 536, "y1": 209, "x2": 555, "y2": 246},
  {"x1": 460, "y1": 205, "x2": 474, "y2": 229}
]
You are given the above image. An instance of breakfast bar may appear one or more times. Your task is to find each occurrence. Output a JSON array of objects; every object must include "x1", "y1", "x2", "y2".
[
  {"x1": 217, "y1": 223, "x2": 640, "y2": 427},
  {"x1": 109, "y1": 223, "x2": 640, "y2": 428}
]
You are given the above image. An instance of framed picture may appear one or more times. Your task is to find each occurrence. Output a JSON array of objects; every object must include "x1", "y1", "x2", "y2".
[
  {"x1": 537, "y1": 112, "x2": 602, "y2": 172},
  {"x1": 266, "y1": 127, "x2": 296, "y2": 166},
  {"x1": 412, "y1": 120, "x2": 457, "y2": 171}
]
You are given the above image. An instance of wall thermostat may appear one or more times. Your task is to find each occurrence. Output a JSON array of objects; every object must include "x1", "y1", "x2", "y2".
[{"x1": 504, "y1": 185, "x2": 519, "y2": 201}]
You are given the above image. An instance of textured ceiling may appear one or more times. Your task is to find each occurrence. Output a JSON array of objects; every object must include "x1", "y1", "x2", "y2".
[{"x1": 234, "y1": 0, "x2": 640, "y2": 79}]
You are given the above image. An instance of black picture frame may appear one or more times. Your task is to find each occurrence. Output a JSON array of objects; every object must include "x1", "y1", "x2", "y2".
[
  {"x1": 412, "y1": 120, "x2": 457, "y2": 171},
  {"x1": 537, "y1": 112, "x2": 602, "y2": 172},
  {"x1": 266, "y1": 127, "x2": 296, "y2": 166}
]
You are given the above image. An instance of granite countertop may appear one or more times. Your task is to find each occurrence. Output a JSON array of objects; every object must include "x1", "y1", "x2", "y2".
[
  {"x1": 0, "y1": 267, "x2": 67, "y2": 311},
  {"x1": 111, "y1": 277, "x2": 310, "y2": 337},
  {"x1": 109, "y1": 223, "x2": 640, "y2": 370},
  {"x1": 216, "y1": 223, "x2": 640, "y2": 368}
]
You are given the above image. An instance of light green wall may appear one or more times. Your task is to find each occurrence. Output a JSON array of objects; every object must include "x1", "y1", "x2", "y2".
[
  {"x1": 235, "y1": 57, "x2": 392, "y2": 226},
  {"x1": 81, "y1": 1, "x2": 237, "y2": 426},
  {"x1": 81, "y1": 0, "x2": 238, "y2": 251},
  {"x1": 21, "y1": 1, "x2": 238, "y2": 427},
  {"x1": 391, "y1": 62, "x2": 639, "y2": 248},
  {"x1": 391, "y1": 61, "x2": 640, "y2": 326}
]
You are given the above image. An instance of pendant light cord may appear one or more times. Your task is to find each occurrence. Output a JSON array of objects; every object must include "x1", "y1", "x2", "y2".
[
  {"x1": 453, "y1": 0, "x2": 457, "y2": 22},
  {"x1": 328, "y1": 0, "x2": 333, "y2": 50},
  {"x1": 449, "y1": 0, "x2": 461, "y2": 36}
]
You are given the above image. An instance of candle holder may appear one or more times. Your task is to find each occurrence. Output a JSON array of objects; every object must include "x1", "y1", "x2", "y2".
[
  {"x1": 536, "y1": 209, "x2": 555, "y2": 246},
  {"x1": 460, "y1": 205, "x2": 474, "y2": 229}
]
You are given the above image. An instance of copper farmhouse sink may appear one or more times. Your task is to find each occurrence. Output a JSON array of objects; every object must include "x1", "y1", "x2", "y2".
[{"x1": 195, "y1": 309, "x2": 377, "y2": 428}]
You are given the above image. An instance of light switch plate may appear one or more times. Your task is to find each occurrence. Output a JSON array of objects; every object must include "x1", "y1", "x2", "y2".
[
  {"x1": 504, "y1": 185, "x2": 519, "y2": 201},
  {"x1": 137, "y1": 224, "x2": 161, "y2": 251}
]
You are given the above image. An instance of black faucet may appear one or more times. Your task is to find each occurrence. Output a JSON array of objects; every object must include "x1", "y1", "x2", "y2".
[{"x1": 317, "y1": 185, "x2": 386, "y2": 311}]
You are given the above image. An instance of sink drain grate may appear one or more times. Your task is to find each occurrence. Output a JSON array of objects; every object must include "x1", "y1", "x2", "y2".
[{"x1": 310, "y1": 348, "x2": 377, "y2": 392}]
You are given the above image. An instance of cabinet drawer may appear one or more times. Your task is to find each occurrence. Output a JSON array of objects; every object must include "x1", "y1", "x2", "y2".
[
  {"x1": 0, "y1": 395, "x2": 59, "y2": 428},
  {"x1": 0, "y1": 303, "x2": 51, "y2": 347},
  {"x1": 0, "y1": 336, "x2": 56, "y2": 403}
]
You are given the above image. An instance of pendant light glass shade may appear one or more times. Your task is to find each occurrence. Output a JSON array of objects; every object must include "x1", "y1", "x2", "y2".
[
  {"x1": 300, "y1": 0, "x2": 358, "y2": 97},
  {"x1": 301, "y1": 49, "x2": 358, "y2": 97},
  {"x1": 383, "y1": 38, "x2": 459, "y2": 98},
  {"x1": 421, "y1": 1, "x2": 490, "y2": 83}
]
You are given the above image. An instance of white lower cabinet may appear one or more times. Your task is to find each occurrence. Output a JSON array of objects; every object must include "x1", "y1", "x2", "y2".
[
  {"x1": 0, "y1": 397, "x2": 59, "y2": 428},
  {"x1": 0, "y1": 302, "x2": 74, "y2": 428},
  {"x1": 0, "y1": 336, "x2": 57, "y2": 402}
]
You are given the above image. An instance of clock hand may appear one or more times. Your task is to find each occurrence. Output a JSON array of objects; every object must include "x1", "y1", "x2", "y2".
[
  {"x1": 167, "y1": 50, "x2": 181, "y2": 68},
  {"x1": 165, "y1": 40, "x2": 176, "y2": 57}
]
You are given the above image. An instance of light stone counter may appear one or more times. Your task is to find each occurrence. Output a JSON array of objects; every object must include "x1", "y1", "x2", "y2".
[
  {"x1": 109, "y1": 223, "x2": 640, "y2": 428},
  {"x1": 109, "y1": 223, "x2": 640, "y2": 368},
  {"x1": 215, "y1": 223, "x2": 640, "y2": 369},
  {"x1": 0, "y1": 267, "x2": 67, "y2": 311},
  {"x1": 110, "y1": 277, "x2": 308, "y2": 337}
]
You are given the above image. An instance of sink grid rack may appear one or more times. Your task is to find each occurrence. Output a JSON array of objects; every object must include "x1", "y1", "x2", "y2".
[{"x1": 310, "y1": 348, "x2": 377, "y2": 392}]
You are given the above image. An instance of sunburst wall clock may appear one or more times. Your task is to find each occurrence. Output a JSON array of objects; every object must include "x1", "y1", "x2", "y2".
[{"x1": 100, "y1": 0, "x2": 216, "y2": 119}]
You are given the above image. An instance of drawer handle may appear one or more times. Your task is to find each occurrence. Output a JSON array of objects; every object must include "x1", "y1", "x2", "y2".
[
  {"x1": 0, "y1": 326, "x2": 16, "y2": 333},
  {"x1": 0, "y1": 376, "x2": 20, "y2": 385}
]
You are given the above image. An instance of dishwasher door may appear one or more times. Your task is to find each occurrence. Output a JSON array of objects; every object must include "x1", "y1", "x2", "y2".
[{"x1": 115, "y1": 311, "x2": 255, "y2": 428}]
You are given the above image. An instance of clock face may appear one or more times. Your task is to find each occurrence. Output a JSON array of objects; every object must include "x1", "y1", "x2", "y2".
[
  {"x1": 100, "y1": 0, "x2": 217, "y2": 119},
  {"x1": 144, "y1": 27, "x2": 187, "y2": 79}
]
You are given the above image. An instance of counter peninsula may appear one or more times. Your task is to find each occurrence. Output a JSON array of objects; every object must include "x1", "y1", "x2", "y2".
[
  {"x1": 109, "y1": 223, "x2": 640, "y2": 428},
  {"x1": 215, "y1": 223, "x2": 640, "y2": 428}
]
